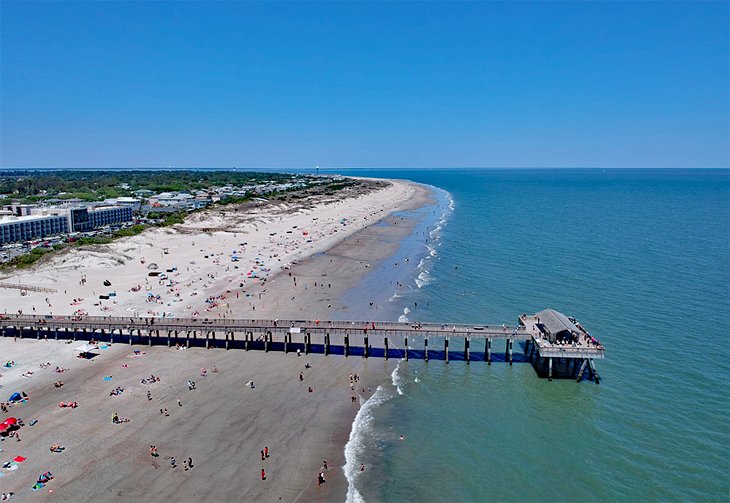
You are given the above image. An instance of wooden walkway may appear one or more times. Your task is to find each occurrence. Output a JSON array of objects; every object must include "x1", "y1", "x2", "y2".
[
  {"x1": 0, "y1": 310, "x2": 605, "y2": 382},
  {"x1": 0, "y1": 282, "x2": 57, "y2": 293}
]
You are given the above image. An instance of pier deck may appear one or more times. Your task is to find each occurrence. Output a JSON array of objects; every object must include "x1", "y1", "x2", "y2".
[{"x1": 0, "y1": 309, "x2": 604, "y2": 382}]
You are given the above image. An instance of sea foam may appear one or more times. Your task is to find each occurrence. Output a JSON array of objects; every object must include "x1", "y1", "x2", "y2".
[{"x1": 344, "y1": 381, "x2": 397, "y2": 503}]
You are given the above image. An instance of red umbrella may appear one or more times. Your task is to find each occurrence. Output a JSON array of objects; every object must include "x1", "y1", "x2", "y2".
[
  {"x1": 0, "y1": 423, "x2": 8, "y2": 432},
  {"x1": 3, "y1": 417, "x2": 17, "y2": 425}
]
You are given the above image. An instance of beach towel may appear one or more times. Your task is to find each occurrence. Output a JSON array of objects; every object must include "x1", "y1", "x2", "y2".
[
  {"x1": 102, "y1": 377, "x2": 113, "y2": 381},
  {"x1": 12, "y1": 457, "x2": 25, "y2": 463},
  {"x1": 5, "y1": 464, "x2": 18, "y2": 471},
  {"x1": 29, "y1": 420, "x2": 37, "y2": 426}
]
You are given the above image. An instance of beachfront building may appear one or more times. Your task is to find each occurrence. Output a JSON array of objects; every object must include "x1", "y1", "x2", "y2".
[
  {"x1": 99, "y1": 197, "x2": 142, "y2": 211},
  {"x1": 69, "y1": 206, "x2": 133, "y2": 232},
  {"x1": 0, "y1": 214, "x2": 70, "y2": 244},
  {"x1": 147, "y1": 191, "x2": 210, "y2": 212}
]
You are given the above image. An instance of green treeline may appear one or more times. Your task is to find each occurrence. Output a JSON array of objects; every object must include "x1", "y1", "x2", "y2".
[{"x1": 0, "y1": 170, "x2": 305, "y2": 201}]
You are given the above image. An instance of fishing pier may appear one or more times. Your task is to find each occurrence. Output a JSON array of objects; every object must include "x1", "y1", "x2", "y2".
[{"x1": 0, "y1": 308, "x2": 604, "y2": 383}]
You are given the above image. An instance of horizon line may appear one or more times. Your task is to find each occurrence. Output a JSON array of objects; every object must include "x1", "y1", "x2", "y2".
[{"x1": 0, "y1": 166, "x2": 728, "y2": 171}]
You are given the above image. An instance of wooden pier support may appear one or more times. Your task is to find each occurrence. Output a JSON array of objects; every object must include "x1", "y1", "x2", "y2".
[
  {"x1": 384, "y1": 335, "x2": 388, "y2": 360},
  {"x1": 284, "y1": 333, "x2": 290, "y2": 353},
  {"x1": 265, "y1": 331, "x2": 270, "y2": 352},
  {"x1": 325, "y1": 333, "x2": 330, "y2": 356},
  {"x1": 486, "y1": 338, "x2": 492, "y2": 364},
  {"x1": 589, "y1": 359, "x2": 600, "y2": 384},
  {"x1": 444, "y1": 337, "x2": 449, "y2": 363},
  {"x1": 364, "y1": 334, "x2": 369, "y2": 358},
  {"x1": 506, "y1": 339, "x2": 513, "y2": 365},
  {"x1": 465, "y1": 337, "x2": 470, "y2": 364},
  {"x1": 404, "y1": 336, "x2": 408, "y2": 361},
  {"x1": 424, "y1": 336, "x2": 429, "y2": 361},
  {"x1": 548, "y1": 357, "x2": 553, "y2": 381},
  {"x1": 344, "y1": 333, "x2": 350, "y2": 357},
  {"x1": 576, "y1": 359, "x2": 588, "y2": 382},
  {"x1": 305, "y1": 332, "x2": 311, "y2": 355}
]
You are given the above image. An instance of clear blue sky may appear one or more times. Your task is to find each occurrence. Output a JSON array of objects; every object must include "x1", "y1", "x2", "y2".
[{"x1": 1, "y1": 1, "x2": 728, "y2": 169}]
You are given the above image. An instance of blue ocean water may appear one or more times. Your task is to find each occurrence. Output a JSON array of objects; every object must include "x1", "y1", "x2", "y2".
[{"x1": 332, "y1": 169, "x2": 730, "y2": 502}]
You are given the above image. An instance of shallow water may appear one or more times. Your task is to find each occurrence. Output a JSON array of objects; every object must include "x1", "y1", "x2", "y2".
[{"x1": 333, "y1": 169, "x2": 730, "y2": 502}]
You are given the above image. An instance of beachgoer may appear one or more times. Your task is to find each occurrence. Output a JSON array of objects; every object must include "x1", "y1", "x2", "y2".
[
  {"x1": 360, "y1": 463, "x2": 365, "y2": 471},
  {"x1": 264, "y1": 446, "x2": 269, "y2": 458},
  {"x1": 261, "y1": 450, "x2": 265, "y2": 460},
  {"x1": 183, "y1": 460, "x2": 189, "y2": 471},
  {"x1": 261, "y1": 468, "x2": 266, "y2": 481},
  {"x1": 171, "y1": 457, "x2": 176, "y2": 468},
  {"x1": 299, "y1": 372, "x2": 304, "y2": 381},
  {"x1": 318, "y1": 472, "x2": 325, "y2": 485},
  {"x1": 188, "y1": 457, "x2": 193, "y2": 468},
  {"x1": 177, "y1": 398, "x2": 182, "y2": 406}
]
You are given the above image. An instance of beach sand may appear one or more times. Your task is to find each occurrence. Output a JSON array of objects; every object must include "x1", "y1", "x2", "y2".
[{"x1": 0, "y1": 178, "x2": 433, "y2": 502}]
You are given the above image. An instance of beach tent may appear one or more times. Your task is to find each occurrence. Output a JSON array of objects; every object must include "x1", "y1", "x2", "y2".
[
  {"x1": 74, "y1": 343, "x2": 99, "y2": 355},
  {"x1": 0, "y1": 423, "x2": 8, "y2": 432},
  {"x1": 4, "y1": 417, "x2": 17, "y2": 426},
  {"x1": 8, "y1": 392, "x2": 22, "y2": 402}
]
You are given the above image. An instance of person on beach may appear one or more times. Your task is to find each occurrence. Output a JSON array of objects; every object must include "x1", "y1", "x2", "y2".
[
  {"x1": 261, "y1": 449, "x2": 265, "y2": 460},
  {"x1": 318, "y1": 472, "x2": 325, "y2": 485},
  {"x1": 261, "y1": 469, "x2": 266, "y2": 481},
  {"x1": 170, "y1": 457, "x2": 176, "y2": 468},
  {"x1": 323, "y1": 460, "x2": 328, "y2": 470},
  {"x1": 177, "y1": 398, "x2": 182, "y2": 407},
  {"x1": 299, "y1": 372, "x2": 303, "y2": 381},
  {"x1": 264, "y1": 446, "x2": 269, "y2": 458},
  {"x1": 183, "y1": 459, "x2": 189, "y2": 471},
  {"x1": 360, "y1": 463, "x2": 365, "y2": 471},
  {"x1": 188, "y1": 457, "x2": 193, "y2": 468}
]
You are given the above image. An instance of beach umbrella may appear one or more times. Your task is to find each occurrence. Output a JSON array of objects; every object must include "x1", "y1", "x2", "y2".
[
  {"x1": 0, "y1": 423, "x2": 8, "y2": 432},
  {"x1": 8, "y1": 392, "x2": 22, "y2": 402},
  {"x1": 3, "y1": 417, "x2": 17, "y2": 425}
]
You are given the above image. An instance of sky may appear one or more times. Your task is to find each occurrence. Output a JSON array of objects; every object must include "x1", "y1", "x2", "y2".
[{"x1": 1, "y1": 1, "x2": 728, "y2": 169}]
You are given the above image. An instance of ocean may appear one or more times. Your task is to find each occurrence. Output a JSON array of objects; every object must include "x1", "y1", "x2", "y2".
[{"x1": 329, "y1": 169, "x2": 730, "y2": 502}]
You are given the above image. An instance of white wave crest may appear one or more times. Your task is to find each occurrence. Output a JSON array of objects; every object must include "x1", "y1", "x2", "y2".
[
  {"x1": 391, "y1": 363, "x2": 405, "y2": 396},
  {"x1": 344, "y1": 384, "x2": 394, "y2": 503}
]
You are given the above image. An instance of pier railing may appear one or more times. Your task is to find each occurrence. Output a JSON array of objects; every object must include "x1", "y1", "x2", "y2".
[{"x1": 0, "y1": 312, "x2": 604, "y2": 383}]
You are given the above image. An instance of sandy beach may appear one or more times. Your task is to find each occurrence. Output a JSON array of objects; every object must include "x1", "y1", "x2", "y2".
[{"x1": 0, "y1": 178, "x2": 433, "y2": 502}]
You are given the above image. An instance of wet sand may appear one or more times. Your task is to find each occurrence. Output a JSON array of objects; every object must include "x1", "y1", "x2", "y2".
[{"x1": 0, "y1": 180, "x2": 434, "y2": 502}]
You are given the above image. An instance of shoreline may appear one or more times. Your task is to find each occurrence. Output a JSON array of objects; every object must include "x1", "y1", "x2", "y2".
[{"x1": 0, "y1": 177, "x2": 438, "y2": 502}]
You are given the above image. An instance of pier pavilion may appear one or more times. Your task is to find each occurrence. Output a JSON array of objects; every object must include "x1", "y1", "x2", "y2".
[{"x1": 0, "y1": 309, "x2": 604, "y2": 383}]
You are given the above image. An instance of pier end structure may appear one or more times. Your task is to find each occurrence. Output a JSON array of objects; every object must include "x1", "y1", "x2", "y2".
[{"x1": 520, "y1": 309, "x2": 605, "y2": 383}]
